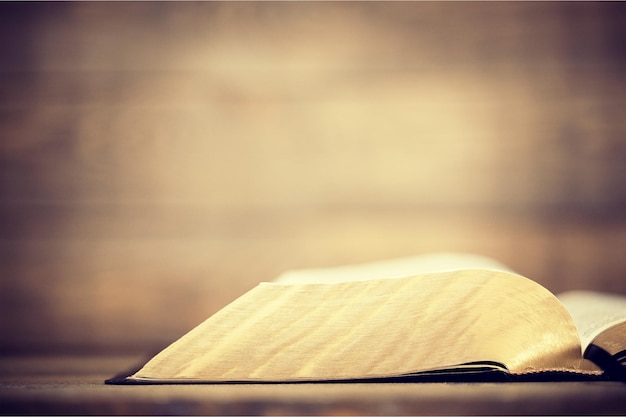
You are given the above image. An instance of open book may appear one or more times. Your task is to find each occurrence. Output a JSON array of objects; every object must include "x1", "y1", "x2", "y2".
[{"x1": 107, "y1": 254, "x2": 626, "y2": 383}]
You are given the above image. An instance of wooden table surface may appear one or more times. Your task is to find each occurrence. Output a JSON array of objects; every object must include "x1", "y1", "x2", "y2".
[{"x1": 1, "y1": 355, "x2": 625, "y2": 415}]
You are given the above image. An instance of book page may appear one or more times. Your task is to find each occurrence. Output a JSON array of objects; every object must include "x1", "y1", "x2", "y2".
[
  {"x1": 273, "y1": 253, "x2": 513, "y2": 284},
  {"x1": 558, "y1": 291, "x2": 626, "y2": 355},
  {"x1": 130, "y1": 269, "x2": 583, "y2": 382}
]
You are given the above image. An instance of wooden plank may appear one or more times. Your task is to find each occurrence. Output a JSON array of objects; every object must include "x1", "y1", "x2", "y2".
[{"x1": 2, "y1": 211, "x2": 626, "y2": 354}]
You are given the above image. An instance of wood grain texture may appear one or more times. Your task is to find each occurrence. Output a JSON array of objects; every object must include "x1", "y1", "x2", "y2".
[{"x1": 1, "y1": 2, "x2": 625, "y2": 355}]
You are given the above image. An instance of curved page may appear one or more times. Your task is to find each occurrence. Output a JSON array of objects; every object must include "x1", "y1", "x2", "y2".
[
  {"x1": 558, "y1": 291, "x2": 626, "y2": 355},
  {"x1": 273, "y1": 253, "x2": 513, "y2": 284},
  {"x1": 130, "y1": 269, "x2": 583, "y2": 382}
]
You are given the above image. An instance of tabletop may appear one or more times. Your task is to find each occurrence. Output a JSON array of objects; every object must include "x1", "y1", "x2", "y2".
[{"x1": 1, "y1": 355, "x2": 625, "y2": 415}]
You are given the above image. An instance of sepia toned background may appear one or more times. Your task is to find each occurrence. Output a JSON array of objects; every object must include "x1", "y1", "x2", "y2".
[{"x1": 1, "y1": 1, "x2": 625, "y2": 356}]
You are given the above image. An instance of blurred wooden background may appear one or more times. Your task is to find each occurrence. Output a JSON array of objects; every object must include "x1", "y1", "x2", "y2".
[{"x1": 1, "y1": 2, "x2": 625, "y2": 355}]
